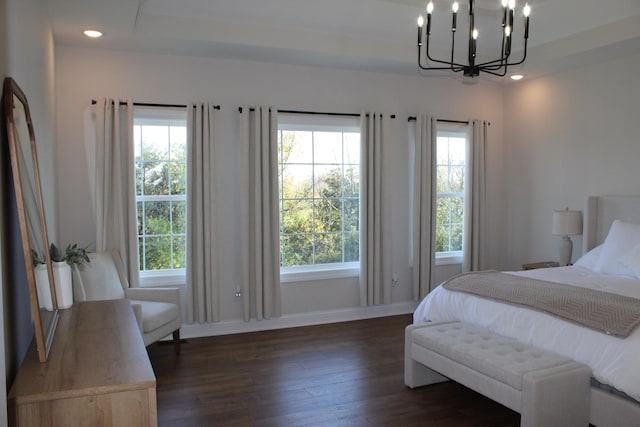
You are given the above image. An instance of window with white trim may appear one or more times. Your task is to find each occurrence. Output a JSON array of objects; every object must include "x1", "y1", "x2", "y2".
[
  {"x1": 278, "y1": 114, "x2": 360, "y2": 279},
  {"x1": 435, "y1": 124, "x2": 467, "y2": 262},
  {"x1": 133, "y1": 107, "x2": 188, "y2": 274}
]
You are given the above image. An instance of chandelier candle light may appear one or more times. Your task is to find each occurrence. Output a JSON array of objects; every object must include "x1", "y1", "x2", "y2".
[{"x1": 417, "y1": 0, "x2": 531, "y2": 77}]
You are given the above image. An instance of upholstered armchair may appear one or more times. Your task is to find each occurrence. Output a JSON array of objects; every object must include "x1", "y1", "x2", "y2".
[{"x1": 72, "y1": 250, "x2": 182, "y2": 354}]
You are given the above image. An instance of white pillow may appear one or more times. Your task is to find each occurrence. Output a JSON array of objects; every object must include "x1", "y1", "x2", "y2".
[
  {"x1": 619, "y1": 244, "x2": 640, "y2": 279},
  {"x1": 594, "y1": 220, "x2": 640, "y2": 277},
  {"x1": 573, "y1": 244, "x2": 603, "y2": 271}
]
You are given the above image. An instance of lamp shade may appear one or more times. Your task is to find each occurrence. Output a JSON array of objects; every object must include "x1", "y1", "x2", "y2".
[{"x1": 552, "y1": 209, "x2": 583, "y2": 236}]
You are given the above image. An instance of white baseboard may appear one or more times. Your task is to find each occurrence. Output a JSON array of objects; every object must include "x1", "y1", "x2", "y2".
[{"x1": 179, "y1": 301, "x2": 419, "y2": 339}]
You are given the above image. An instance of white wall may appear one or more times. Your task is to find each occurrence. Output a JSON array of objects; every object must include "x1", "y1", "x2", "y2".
[
  {"x1": 503, "y1": 51, "x2": 640, "y2": 270},
  {"x1": 55, "y1": 46, "x2": 505, "y2": 326},
  {"x1": 5, "y1": 0, "x2": 57, "y2": 241},
  {"x1": 1, "y1": 0, "x2": 56, "y2": 423}
]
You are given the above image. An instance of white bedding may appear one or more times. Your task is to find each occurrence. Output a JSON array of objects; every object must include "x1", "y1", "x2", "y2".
[{"x1": 413, "y1": 266, "x2": 640, "y2": 401}]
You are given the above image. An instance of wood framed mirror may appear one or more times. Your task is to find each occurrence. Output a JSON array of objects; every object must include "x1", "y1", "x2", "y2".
[{"x1": 3, "y1": 77, "x2": 59, "y2": 362}]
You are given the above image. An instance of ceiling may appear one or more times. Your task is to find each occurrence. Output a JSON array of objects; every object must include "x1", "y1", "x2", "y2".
[{"x1": 44, "y1": 0, "x2": 640, "y2": 81}]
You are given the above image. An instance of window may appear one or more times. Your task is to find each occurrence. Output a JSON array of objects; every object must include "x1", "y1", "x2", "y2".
[
  {"x1": 277, "y1": 114, "x2": 360, "y2": 279},
  {"x1": 435, "y1": 125, "x2": 467, "y2": 263},
  {"x1": 133, "y1": 108, "x2": 188, "y2": 274}
]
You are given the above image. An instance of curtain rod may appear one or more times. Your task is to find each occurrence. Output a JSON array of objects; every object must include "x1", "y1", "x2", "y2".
[
  {"x1": 407, "y1": 117, "x2": 468, "y2": 124},
  {"x1": 90, "y1": 100, "x2": 221, "y2": 110},
  {"x1": 407, "y1": 117, "x2": 491, "y2": 126},
  {"x1": 239, "y1": 107, "x2": 395, "y2": 119}
]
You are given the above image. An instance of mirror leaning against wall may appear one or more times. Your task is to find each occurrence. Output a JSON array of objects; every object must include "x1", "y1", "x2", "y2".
[{"x1": 3, "y1": 77, "x2": 59, "y2": 362}]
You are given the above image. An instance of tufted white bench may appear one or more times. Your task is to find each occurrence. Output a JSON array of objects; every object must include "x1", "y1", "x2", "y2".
[{"x1": 405, "y1": 321, "x2": 591, "y2": 427}]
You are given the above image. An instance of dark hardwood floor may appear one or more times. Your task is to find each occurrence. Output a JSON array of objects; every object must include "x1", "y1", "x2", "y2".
[{"x1": 148, "y1": 314, "x2": 519, "y2": 427}]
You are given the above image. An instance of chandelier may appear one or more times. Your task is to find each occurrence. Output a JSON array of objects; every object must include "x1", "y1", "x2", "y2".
[{"x1": 416, "y1": 0, "x2": 530, "y2": 77}]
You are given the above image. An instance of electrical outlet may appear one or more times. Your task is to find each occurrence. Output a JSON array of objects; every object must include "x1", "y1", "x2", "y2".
[
  {"x1": 392, "y1": 273, "x2": 399, "y2": 287},
  {"x1": 235, "y1": 286, "x2": 242, "y2": 298}
]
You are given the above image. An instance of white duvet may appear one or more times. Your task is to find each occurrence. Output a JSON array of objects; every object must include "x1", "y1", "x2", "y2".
[{"x1": 413, "y1": 266, "x2": 640, "y2": 401}]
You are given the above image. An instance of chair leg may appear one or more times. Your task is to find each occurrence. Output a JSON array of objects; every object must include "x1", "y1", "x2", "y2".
[{"x1": 172, "y1": 329, "x2": 181, "y2": 355}]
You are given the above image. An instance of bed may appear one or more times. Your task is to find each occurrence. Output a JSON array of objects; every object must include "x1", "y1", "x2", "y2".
[{"x1": 411, "y1": 196, "x2": 640, "y2": 427}]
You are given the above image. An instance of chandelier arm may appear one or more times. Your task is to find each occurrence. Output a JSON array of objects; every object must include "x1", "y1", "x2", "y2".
[
  {"x1": 422, "y1": 33, "x2": 467, "y2": 69},
  {"x1": 418, "y1": 46, "x2": 465, "y2": 71},
  {"x1": 476, "y1": 57, "x2": 508, "y2": 68},
  {"x1": 479, "y1": 67, "x2": 508, "y2": 77},
  {"x1": 475, "y1": 40, "x2": 527, "y2": 69}
]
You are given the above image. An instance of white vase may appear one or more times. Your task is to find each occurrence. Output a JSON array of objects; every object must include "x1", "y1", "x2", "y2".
[
  {"x1": 34, "y1": 264, "x2": 54, "y2": 311},
  {"x1": 52, "y1": 261, "x2": 74, "y2": 309}
]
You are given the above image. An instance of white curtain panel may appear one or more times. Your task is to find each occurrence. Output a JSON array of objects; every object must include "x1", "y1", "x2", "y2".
[
  {"x1": 360, "y1": 112, "x2": 392, "y2": 306},
  {"x1": 186, "y1": 104, "x2": 219, "y2": 324},
  {"x1": 463, "y1": 119, "x2": 488, "y2": 272},
  {"x1": 410, "y1": 115, "x2": 437, "y2": 300},
  {"x1": 93, "y1": 98, "x2": 139, "y2": 288},
  {"x1": 240, "y1": 106, "x2": 281, "y2": 321}
]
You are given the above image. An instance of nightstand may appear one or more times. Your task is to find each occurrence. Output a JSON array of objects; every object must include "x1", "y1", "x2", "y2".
[{"x1": 522, "y1": 261, "x2": 560, "y2": 270}]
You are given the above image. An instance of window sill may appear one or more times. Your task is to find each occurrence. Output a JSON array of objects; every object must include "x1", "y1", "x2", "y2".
[
  {"x1": 139, "y1": 269, "x2": 186, "y2": 287},
  {"x1": 436, "y1": 253, "x2": 462, "y2": 266},
  {"x1": 281, "y1": 263, "x2": 359, "y2": 283}
]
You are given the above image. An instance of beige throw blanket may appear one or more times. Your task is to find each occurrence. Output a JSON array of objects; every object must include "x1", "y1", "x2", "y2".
[{"x1": 442, "y1": 271, "x2": 640, "y2": 338}]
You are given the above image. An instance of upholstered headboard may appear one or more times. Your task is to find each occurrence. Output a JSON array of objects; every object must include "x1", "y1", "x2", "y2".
[{"x1": 583, "y1": 196, "x2": 640, "y2": 253}]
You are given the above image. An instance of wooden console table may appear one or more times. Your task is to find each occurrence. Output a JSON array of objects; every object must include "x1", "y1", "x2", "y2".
[{"x1": 8, "y1": 299, "x2": 157, "y2": 426}]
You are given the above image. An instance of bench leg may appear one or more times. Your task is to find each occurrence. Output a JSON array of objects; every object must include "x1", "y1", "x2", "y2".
[
  {"x1": 521, "y1": 364, "x2": 591, "y2": 427},
  {"x1": 405, "y1": 324, "x2": 449, "y2": 388},
  {"x1": 405, "y1": 358, "x2": 449, "y2": 388},
  {"x1": 172, "y1": 329, "x2": 181, "y2": 355}
]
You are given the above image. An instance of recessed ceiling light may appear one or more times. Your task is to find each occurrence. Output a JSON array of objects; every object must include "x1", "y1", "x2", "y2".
[
  {"x1": 83, "y1": 30, "x2": 103, "y2": 38},
  {"x1": 510, "y1": 74, "x2": 524, "y2": 81}
]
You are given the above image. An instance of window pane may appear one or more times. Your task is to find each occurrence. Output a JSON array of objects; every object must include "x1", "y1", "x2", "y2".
[
  {"x1": 314, "y1": 165, "x2": 342, "y2": 198},
  {"x1": 144, "y1": 236, "x2": 172, "y2": 270},
  {"x1": 449, "y1": 166, "x2": 465, "y2": 192},
  {"x1": 137, "y1": 202, "x2": 144, "y2": 235},
  {"x1": 449, "y1": 138, "x2": 466, "y2": 164},
  {"x1": 314, "y1": 199, "x2": 342, "y2": 233},
  {"x1": 436, "y1": 196, "x2": 450, "y2": 225},
  {"x1": 450, "y1": 224, "x2": 463, "y2": 251},
  {"x1": 315, "y1": 233, "x2": 342, "y2": 264},
  {"x1": 138, "y1": 237, "x2": 145, "y2": 270},
  {"x1": 145, "y1": 201, "x2": 171, "y2": 235},
  {"x1": 282, "y1": 234, "x2": 313, "y2": 266},
  {"x1": 141, "y1": 126, "x2": 169, "y2": 161},
  {"x1": 143, "y1": 162, "x2": 169, "y2": 196},
  {"x1": 344, "y1": 232, "x2": 359, "y2": 262},
  {"x1": 134, "y1": 125, "x2": 142, "y2": 161},
  {"x1": 172, "y1": 236, "x2": 186, "y2": 269},
  {"x1": 314, "y1": 132, "x2": 342, "y2": 164},
  {"x1": 437, "y1": 138, "x2": 449, "y2": 164},
  {"x1": 171, "y1": 201, "x2": 186, "y2": 234},
  {"x1": 450, "y1": 196, "x2": 464, "y2": 224},
  {"x1": 343, "y1": 133, "x2": 360, "y2": 165},
  {"x1": 282, "y1": 199, "x2": 312, "y2": 234},
  {"x1": 436, "y1": 224, "x2": 449, "y2": 252},
  {"x1": 170, "y1": 162, "x2": 186, "y2": 195},
  {"x1": 436, "y1": 166, "x2": 449, "y2": 192},
  {"x1": 170, "y1": 127, "x2": 187, "y2": 161},
  {"x1": 343, "y1": 166, "x2": 359, "y2": 197},
  {"x1": 135, "y1": 163, "x2": 143, "y2": 196},
  {"x1": 282, "y1": 131, "x2": 312, "y2": 164},
  {"x1": 343, "y1": 199, "x2": 359, "y2": 231},
  {"x1": 282, "y1": 164, "x2": 313, "y2": 199}
]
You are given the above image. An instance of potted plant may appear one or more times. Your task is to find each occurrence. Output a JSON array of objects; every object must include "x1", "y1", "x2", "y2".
[{"x1": 49, "y1": 243, "x2": 91, "y2": 309}]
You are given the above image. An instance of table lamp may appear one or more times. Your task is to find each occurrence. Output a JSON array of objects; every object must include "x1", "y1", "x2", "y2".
[{"x1": 552, "y1": 208, "x2": 583, "y2": 266}]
